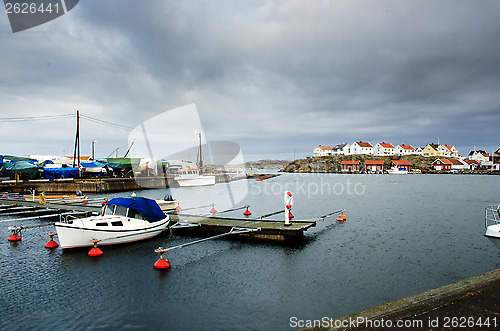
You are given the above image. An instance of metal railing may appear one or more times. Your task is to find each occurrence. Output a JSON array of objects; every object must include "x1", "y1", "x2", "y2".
[{"x1": 485, "y1": 205, "x2": 500, "y2": 228}]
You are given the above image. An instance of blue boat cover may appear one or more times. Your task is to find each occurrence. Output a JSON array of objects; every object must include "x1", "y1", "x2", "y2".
[
  {"x1": 43, "y1": 167, "x2": 79, "y2": 180},
  {"x1": 107, "y1": 197, "x2": 166, "y2": 223}
]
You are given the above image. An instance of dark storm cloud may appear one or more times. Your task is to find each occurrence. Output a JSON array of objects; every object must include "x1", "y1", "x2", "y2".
[{"x1": 1, "y1": 0, "x2": 499, "y2": 158}]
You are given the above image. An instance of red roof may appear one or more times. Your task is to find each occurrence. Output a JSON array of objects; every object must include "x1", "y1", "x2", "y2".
[
  {"x1": 398, "y1": 144, "x2": 414, "y2": 150},
  {"x1": 365, "y1": 160, "x2": 384, "y2": 165},
  {"x1": 448, "y1": 158, "x2": 464, "y2": 165},
  {"x1": 464, "y1": 159, "x2": 480, "y2": 165},
  {"x1": 316, "y1": 146, "x2": 332, "y2": 150},
  {"x1": 391, "y1": 160, "x2": 411, "y2": 166},
  {"x1": 341, "y1": 160, "x2": 361, "y2": 165},
  {"x1": 356, "y1": 141, "x2": 373, "y2": 148},
  {"x1": 433, "y1": 158, "x2": 453, "y2": 165},
  {"x1": 379, "y1": 143, "x2": 395, "y2": 149},
  {"x1": 443, "y1": 145, "x2": 455, "y2": 151}
]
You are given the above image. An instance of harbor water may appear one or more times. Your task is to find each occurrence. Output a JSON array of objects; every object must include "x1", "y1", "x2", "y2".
[{"x1": 1, "y1": 173, "x2": 499, "y2": 330}]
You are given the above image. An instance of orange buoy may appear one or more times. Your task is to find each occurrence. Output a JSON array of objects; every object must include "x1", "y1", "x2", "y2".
[
  {"x1": 243, "y1": 206, "x2": 252, "y2": 216},
  {"x1": 8, "y1": 228, "x2": 21, "y2": 242},
  {"x1": 175, "y1": 205, "x2": 182, "y2": 211},
  {"x1": 337, "y1": 213, "x2": 347, "y2": 221},
  {"x1": 44, "y1": 233, "x2": 59, "y2": 249},
  {"x1": 154, "y1": 248, "x2": 171, "y2": 269},
  {"x1": 8, "y1": 234, "x2": 21, "y2": 241},
  {"x1": 88, "y1": 240, "x2": 103, "y2": 257}
]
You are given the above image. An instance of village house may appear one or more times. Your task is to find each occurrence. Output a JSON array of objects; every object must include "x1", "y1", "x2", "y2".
[
  {"x1": 439, "y1": 145, "x2": 459, "y2": 158},
  {"x1": 414, "y1": 147, "x2": 424, "y2": 155},
  {"x1": 391, "y1": 160, "x2": 411, "y2": 171},
  {"x1": 422, "y1": 144, "x2": 439, "y2": 157},
  {"x1": 350, "y1": 141, "x2": 373, "y2": 155},
  {"x1": 396, "y1": 144, "x2": 416, "y2": 155},
  {"x1": 365, "y1": 160, "x2": 384, "y2": 173},
  {"x1": 373, "y1": 142, "x2": 396, "y2": 156},
  {"x1": 341, "y1": 160, "x2": 361, "y2": 172},
  {"x1": 432, "y1": 158, "x2": 453, "y2": 171},
  {"x1": 448, "y1": 158, "x2": 468, "y2": 171},
  {"x1": 468, "y1": 150, "x2": 492, "y2": 167},
  {"x1": 332, "y1": 143, "x2": 350, "y2": 155},
  {"x1": 313, "y1": 145, "x2": 333, "y2": 157},
  {"x1": 463, "y1": 159, "x2": 480, "y2": 170}
]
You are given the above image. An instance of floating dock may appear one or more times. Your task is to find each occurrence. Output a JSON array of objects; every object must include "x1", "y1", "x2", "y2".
[{"x1": 169, "y1": 213, "x2": 317, "y2": 241}]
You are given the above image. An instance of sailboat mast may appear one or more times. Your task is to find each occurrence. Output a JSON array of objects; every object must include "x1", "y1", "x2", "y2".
[{"x1": 196, "y1": 131, "x2": 203, "y2": 170}]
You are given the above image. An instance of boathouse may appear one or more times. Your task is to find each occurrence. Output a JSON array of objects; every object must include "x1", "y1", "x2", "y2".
[
  {"x1": 341, "y1": 160, "x2": 361, "y2": 172},
  {"x1": 364, "y1": 160, "x2": 384, "y2": 173},
  {"x1": 432, "y1": 158, "x2": 453, "y2": 171},
  {"x1": 391, "y1": 160, "x2": 411, "y2": 171}
]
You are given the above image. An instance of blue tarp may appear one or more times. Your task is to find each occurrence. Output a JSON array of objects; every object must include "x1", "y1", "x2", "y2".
[
  {"x1": 81, "y1": 162, "x2": 100, "y2": 168},
  {"x1": 43, "y1": 167, "x2": 79, "y2": 180},
  {"x1": 107, "y1": 197, "x2": 166, "y2": 223}
]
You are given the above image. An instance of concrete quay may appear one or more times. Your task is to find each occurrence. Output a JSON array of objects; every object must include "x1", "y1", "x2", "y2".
[{"x1": 303, "y1": 269, "x2": 500, "y2": 330}]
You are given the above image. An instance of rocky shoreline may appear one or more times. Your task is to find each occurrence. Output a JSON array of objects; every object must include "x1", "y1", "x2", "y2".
[{"x1": 282, "y1": 155, "x2": 497, "y2": 174}]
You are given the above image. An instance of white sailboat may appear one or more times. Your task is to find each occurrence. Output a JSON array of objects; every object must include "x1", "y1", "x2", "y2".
[
  {"x1": 484, "y1": 204, "x2": 500, "y2": 249},
  {"x1": 174, "y1": 131, "x2": 215, "y2": 187}
]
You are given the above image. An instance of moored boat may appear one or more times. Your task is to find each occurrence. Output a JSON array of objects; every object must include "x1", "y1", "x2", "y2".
[
  {"x1": 484, "y1": 204, "x2": 500, "y2": 249},
  {"x1": 54, "y1": 197, "x2": 170, "y2": 249}
]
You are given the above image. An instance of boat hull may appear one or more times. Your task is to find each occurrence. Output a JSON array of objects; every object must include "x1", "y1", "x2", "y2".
[
  {"x1": 55, "y1": 216, "x2": 170, "y2": 249},
  {"x1": 485, "y1": 223, "x2": 500, "y2": 249},
  {"x1": 175, "y1": 175, "x2": 215, "y2": 187}
]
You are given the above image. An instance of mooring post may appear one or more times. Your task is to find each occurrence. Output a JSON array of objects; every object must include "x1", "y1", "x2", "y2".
[{"x1": 284, "y1": 191, "x2": 293, "y2": 226}]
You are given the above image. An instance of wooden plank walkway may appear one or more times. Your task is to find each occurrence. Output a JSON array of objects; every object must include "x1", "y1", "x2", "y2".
[
  {"x1": 0, "y1": 198, "x2": 101, "y2": 213},
  {"x1": 170, "y1": 213, "x2": 316, "y2": 241}
]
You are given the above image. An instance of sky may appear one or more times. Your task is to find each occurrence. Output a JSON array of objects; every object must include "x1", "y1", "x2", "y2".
[{"x1": 1, "y1": 0, "x2": 499, "y2": 162}]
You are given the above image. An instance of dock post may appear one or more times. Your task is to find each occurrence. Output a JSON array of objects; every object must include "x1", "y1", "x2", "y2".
[{"x1": 284, "y1": 191, "x2": 293, "y2": 226}]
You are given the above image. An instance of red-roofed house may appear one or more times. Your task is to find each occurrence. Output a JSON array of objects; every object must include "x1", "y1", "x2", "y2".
[
  {"x1": 396, "y1": 144, "x2": 416, "y2": 155},
  {"x1": 373, "y1": 142, "x2": 396, "y2": 156},
  {"x1": 391, "y1": 160, "x2": 411, "y2": 171},
  {"x1": 313, "y1": 145, "x2": 333, "y2": 157},
  {"x1": 432, "y1": 158, "x2": 453, "y2": 171},
  {"x1": 365, "y1": 160, "x2": 384, "y2": 173},
  {"x1": 350, "y1": 141, "x2": 373, "y2": 155},
  {"x1": 463, "y1": 159, "x2": 480, "y2": 170},
  {"x1": 341, "y1": 160, "x2": 361, "y2": 172},
  {"x1": 438, "y1": 145, "x2": 459, "y2": 158}
]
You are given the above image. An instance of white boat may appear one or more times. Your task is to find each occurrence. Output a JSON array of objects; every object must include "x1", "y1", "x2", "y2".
[
  {"x1": 484, "y1": 205, "x2": 500, "y2": 249},
  {"x1": 54, "y1": 197, "x2": 170, "y2": 249},
  {"x1": 386, "y1": 167, "x2": 408, "y2": 175},
  {"x1": 155, "y1": 194, "x2": 180, "y2": 211},
  {"x1": 173, "y1": 131, "x2": 215, "y2": 187},
  {"x1": 174, "y1": 168, "x2": 215, "y2": 187}
]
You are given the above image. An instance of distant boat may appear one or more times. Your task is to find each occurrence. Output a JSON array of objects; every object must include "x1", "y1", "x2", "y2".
[
  {"x1": 174, "y1": 168, "x2": 215, "y2": 187},
  {"x1": 54, "y1": 197, "x2": 170, "y2": 249},
  {"x1": 484, "y1": 205, "x2": 500, "y2": 249},
  {"x1": 386, "y1": 167, "x2": 408, "y2": 175},
  {"x1": 173, "y1": 131, "x2": 215, "y2": 187}
]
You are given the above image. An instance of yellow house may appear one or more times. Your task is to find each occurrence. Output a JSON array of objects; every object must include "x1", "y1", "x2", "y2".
[{"x1": 422, "y1": 144, "x2": 439, "y2": 157}]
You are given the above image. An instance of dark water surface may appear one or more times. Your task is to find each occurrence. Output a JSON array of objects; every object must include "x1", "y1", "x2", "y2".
[{"x1": 1, "y1": 173, "x2": 499, "y2": 330}]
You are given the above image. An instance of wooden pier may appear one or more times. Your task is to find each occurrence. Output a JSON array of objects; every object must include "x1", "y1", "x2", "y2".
[{"x1": 169, "y1": 213, "x2": 317, "y2": 241}]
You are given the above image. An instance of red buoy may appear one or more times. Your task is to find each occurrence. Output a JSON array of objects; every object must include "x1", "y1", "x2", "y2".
[
  {"x1": 243, "y1": 206, "x2": 252, "y2": 216},
  {"x1": 337, "y1": 213, "x2": 347, "y2": 221},
  {"x1": 88, "y1": 240, "x2": 103, "y2": 257},
  {"x1": 8, "y1": 228, "x2": 21, "y2": 242},
  {"x1": 210, "y1": 205, "x2": 217, "y2": 213},
  {"x1": 175, "y1": 205, "x2": 182, "y2": 211},
  {"x1": 154, "y1": 248, "x2": 171, "y2": 269},
  {"x1": 288, "y1": 212, "x2": 294, "y2": 219},
  {"x1": 287, "y1": 192, "x2": 292, "y2": 197},
  {"x1": 45, "y1": 233, "x2": 59, "y2": 248},
  {"x1": 8, "y1": 234, "x2": 21, "y2": 242}
]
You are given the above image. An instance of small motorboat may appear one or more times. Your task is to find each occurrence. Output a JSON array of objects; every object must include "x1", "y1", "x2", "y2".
[
  {"x1": 54, "y1": 197, "x2": 170, "y2": 249},
  {"x1": 484, "y1": 204, "x2": 500, "y2": 249}
]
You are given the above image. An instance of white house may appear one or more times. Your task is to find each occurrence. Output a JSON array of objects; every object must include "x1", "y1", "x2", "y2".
[
  {"x1": 468, "y1": 150, "x2": 492, "y2": 166},
  {"x1": 373, "y1": 142, "x2": 396, "y2": 156},
  {"x1": 313, "y1": 145, "x2": 333, "y2": 157},
  {"x1": 350, "y1": 141, "x2": 373, "y2": 155},
  {"x1": 396, "y1": 144, "x2": 416, "y2": 155},
  {"x1": 332, "y1": 143, "x2": 350, "y2": 155},
  {"x1": 414, "y1": 147, "x2": 424, "y2": 156}
]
